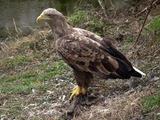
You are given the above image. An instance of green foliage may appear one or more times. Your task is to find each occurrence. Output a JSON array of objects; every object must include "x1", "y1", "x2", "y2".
[
  {"x1": 67, "y1": 10, "x2": 86, "y2": 26},
  {"x1": 0, "y1": 60, "x2": 67, "y2": 94},
  {"x1": 67, "y1": 9, "x2": 106, "y2": 34},
  {"x1": 141, "y1": 92, "x2": 160, "y2": 111},
  {"x1": 146, "y1": 15, "x2": 160, "y2": 31}
]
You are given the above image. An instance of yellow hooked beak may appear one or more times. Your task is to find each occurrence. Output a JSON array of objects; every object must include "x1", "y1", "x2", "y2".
[{"x1": 36, "y1": 13, "x2": 50, "y2": 23}]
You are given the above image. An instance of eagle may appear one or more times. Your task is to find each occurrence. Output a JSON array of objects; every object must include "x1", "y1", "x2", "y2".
[{"x1": 36, "y1": 8, "x2": 145, "y2": 101}]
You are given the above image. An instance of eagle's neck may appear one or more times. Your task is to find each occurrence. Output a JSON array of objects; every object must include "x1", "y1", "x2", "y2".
[{"x1": 48, "y1": 20, "x2": 73, "y2": 39}]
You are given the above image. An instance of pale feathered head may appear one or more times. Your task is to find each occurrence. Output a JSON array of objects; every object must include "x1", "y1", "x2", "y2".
[
  {"x1": 36, "y1": 8, "x2": 66, "y2": 25},
  {"x1": 36, "y1": 8, "x2": 71, "y2": 38}
]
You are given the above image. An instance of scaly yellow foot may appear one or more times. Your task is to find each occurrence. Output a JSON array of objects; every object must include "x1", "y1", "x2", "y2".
[{"x1": 69, "y1": 85, "x2": 86, "y2": 101}]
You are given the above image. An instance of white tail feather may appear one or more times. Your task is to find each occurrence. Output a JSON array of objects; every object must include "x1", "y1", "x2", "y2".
[{"x1": 133, "y1": 67, "x2": 146, "y2": 76}]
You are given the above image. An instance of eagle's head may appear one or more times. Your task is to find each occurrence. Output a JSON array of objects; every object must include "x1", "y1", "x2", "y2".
[
  {"x1": 36, "y1": 8, "x2": 65, "y2": 25},
  {"x1": 36, "y1": 8, "x2": 71, "y2": 38}
]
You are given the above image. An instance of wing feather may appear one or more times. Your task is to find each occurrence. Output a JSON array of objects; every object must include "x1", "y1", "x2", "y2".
[{"x1": 56, "y1": 32, "x2": 138, "y2": 79}]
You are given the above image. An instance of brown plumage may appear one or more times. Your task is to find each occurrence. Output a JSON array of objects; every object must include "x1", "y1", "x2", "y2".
[{"x1": 36, "y1": 8, "x2": 145, "y2": 100}]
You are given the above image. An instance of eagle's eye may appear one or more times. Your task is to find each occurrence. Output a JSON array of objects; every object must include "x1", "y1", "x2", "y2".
[{"x1": 47, "y1": 14, "x2": 52, "y2": 17}]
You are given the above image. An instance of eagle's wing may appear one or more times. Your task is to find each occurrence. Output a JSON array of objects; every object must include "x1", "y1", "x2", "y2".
[{"x1": 56, "y1": 33, "x2": 141, "y2": 79}]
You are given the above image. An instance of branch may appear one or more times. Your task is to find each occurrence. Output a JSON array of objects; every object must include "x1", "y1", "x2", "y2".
[
  {"x1": 136, "y1": 0, "x2": 159, "y2": 17},
  {"x1": 132, "y1": 0, "x2": 156, "y2": 47},
  {"x1": 65, "y1": 95, "x2": 81, "y2": 120},
  {"x1": 65, "y1": 94, "x2": 98, "y2": 119}
]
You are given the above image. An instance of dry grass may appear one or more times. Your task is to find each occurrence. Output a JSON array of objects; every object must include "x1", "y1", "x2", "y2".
[
  {"x1": 77, "y1": 86, "x2": 156, "y2": 120},
  {"x1": 0, "y1": 28, "x2": 53, "y2": 59}
]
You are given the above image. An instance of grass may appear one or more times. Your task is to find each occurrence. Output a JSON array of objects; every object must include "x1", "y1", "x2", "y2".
[
  {"x1": 141, "y1": 92, "x2": 160, "y2": 111},
  {"x1": 146, "y1": 15, "x2": 160, "y2": 31},
  {"x1": 140, "y1": 92, "x2": 160, "y2": 120},
  {"x1": 67, "y1": 9, "x2": 106, "y2": 34},
  {"x1": 144, "y1": 15, "x2": 160, "y2": 46},
  {"x1": 0, "y1": 60, "x2": 68, "y2": 94},
  {"x1": 0, "y1": 55, "x2": 34, "y2": 70}
]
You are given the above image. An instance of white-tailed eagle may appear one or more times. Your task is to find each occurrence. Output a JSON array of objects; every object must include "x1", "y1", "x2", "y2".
[{"x1": 36, "y1": 8, "x2": 145, "y2": 101}]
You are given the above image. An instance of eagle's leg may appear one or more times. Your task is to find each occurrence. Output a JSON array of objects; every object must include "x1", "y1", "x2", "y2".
[
  {"x1": 69, "y1": 85, "x2": 86, "y2": 101},
  {"x1": 69, "y1": 69, "x2": 93, "y2": 101}
]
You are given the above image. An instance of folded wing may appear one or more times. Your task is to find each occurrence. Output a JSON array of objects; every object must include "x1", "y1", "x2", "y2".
[{"x1": 56, "y1": 33, "x2": 142, "y2": 79}]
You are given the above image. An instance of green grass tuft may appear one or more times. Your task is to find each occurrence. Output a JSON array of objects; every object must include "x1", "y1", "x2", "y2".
[
  {"x1": 141, "y1": 92, "x2": 160, "y2": 112},
  {"x1": 146, "y1": 15, "x2": 160, "y2": 31}
]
